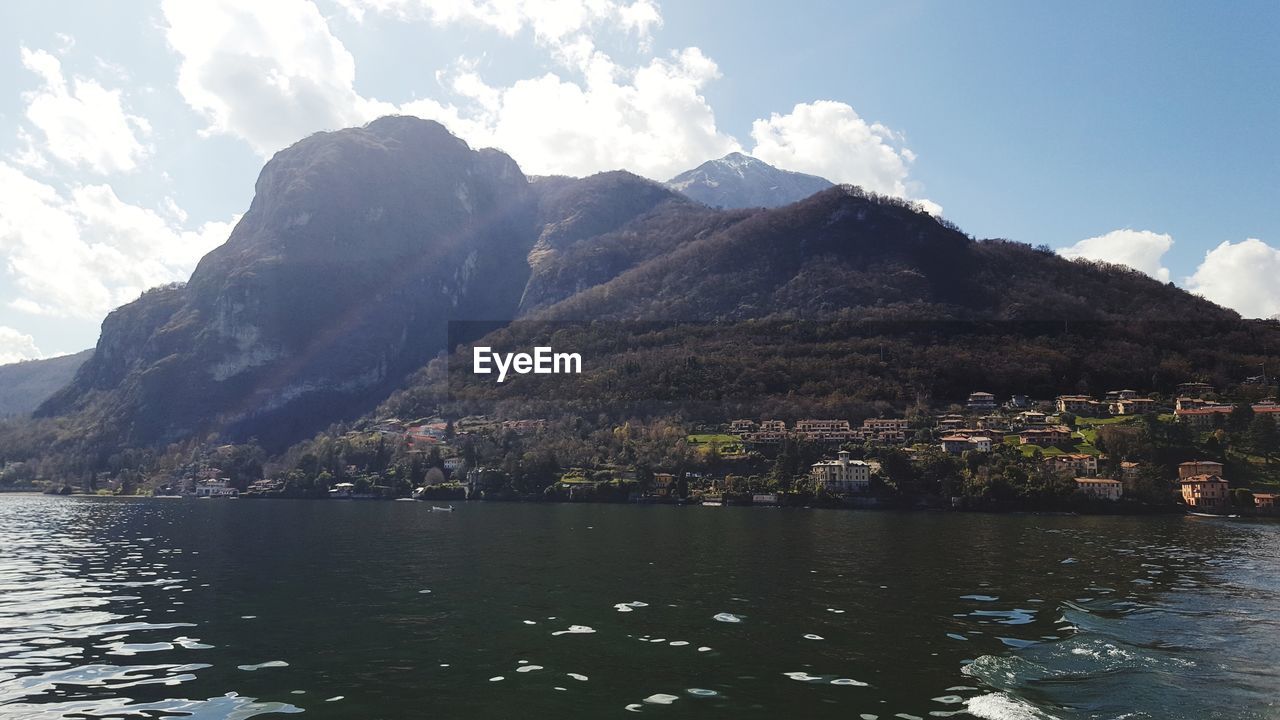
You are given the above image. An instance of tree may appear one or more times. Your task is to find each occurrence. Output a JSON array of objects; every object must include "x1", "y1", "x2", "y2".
[{"x1": 1249, "y1": 414, "x2": 1279, "y2": 462}]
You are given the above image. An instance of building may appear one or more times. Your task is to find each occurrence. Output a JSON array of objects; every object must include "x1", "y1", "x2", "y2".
[
  {"x1": 1075, "y1": 477, "x2": 1123, "y2": 501},
  {"x1": 1111, "y1": 398, "x2": 1158, "y2": 415},
  {"x1": 1175, "y1": 382, "x2": 1215, "y2": 398},
  {"x1": 940, "y1": 435, "x2": 992, "y2": 454},
  {"x1": 1253, "y1": 401, "x2": 1280, "y2": 418},
  {"x1": 1056, "y1": 395, "x2": 1102, "y2": 415},
  {"x1": 796, "y1": 419, "x2": 851, "y2": 433},
  {"x1": 194, "y1": 479, "x2": 238, "y2": 498},
  {"x1": 1120, "y1": 461, "x2": 1143, "y2": 492},
  {"x1": 1105, "y1": 389, "x2": 1139, "y2": 402},
  {"x1": 729, "y1": 419, "x2": 757, "y2": 433},
  {"x1": 1005, "y1": 394, "x2": 1030, "y2": 409},
  {"x1": 759, "y1": 420, "x2": 787, "y2": 432},
  {"x1": 1175, "y1": 397, "x2": 1213, "y2": 411},
  {"x1": 1046, "y1": 453, "x2": 1099, "y2": 477},
  {"x1": 1175, "y1": 406, "x2": 1233, "y2": 429},
  {"x1": 937, "y1": 414, "x2": 967, "y2": 430},
  {"x1": 1254, "y1": 493, "x2": 1279, "y2": 512},
  {"x1": 862, "y1": 418, "x2": 909, "y2": 432},
  {"x1": 652, "y1": 473, "x2": 676, "y2": 498},
  {"x1": 966, "y1": 392, "x2": 997, "y2": 412},
  {"x1": 1018, "y1": 425, "x2": 1073, "y2": 447},
  {"x1": 810, "y1": 450, "x2": 871, "y2": 494},
  {"x1": 1180, "y1": 474, "x2": 1230, "y2": 511},
  {"x1": 1019, "y1": 410, "x2": 1049, "y2": 426},
  {"x1": 1179, "y1": 460, "x2": 1225, "y2": 480}
]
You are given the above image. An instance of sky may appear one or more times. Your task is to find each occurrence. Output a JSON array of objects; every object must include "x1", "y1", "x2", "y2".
[{"x1": 0, "y1": 0, "x2": 1278, "y2": 364}]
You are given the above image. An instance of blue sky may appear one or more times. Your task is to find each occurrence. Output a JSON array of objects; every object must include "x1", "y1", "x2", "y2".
[{"x1": 1, "y1": 0, "x2": 1278, "y2": 362}]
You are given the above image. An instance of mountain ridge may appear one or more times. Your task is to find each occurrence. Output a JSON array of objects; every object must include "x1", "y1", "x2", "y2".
[{"x1": 3, "y1": 116, "x2": 1274, "y2": 471}]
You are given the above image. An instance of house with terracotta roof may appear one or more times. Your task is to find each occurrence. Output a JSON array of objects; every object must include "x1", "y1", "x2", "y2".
[{"x1": 1180, "y1": 474, "x2": 1230, "y2": 511}]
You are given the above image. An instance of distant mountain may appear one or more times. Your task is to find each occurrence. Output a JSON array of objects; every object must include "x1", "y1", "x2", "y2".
[
  {"x1": 664, "y1": 152, "x2": 834, "y2": 209},
  {"x1": 0, "y1": 350, "x2": 91, "y2": 418}
]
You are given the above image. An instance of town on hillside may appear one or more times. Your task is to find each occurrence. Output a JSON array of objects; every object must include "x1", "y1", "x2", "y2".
[{"x1": 8, "y1": 380, "x2": 1277, "y2": 517}]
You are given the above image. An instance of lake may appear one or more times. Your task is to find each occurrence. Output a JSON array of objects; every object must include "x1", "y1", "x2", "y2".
[{"x1": 0, "y1": 496, "x2": 1277, "y2": 719}]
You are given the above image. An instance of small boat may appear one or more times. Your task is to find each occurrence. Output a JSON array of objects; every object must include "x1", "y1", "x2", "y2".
[
  {"x1": 1188, "y1": 511, "x2": 1225, "y2": 518},
  {"x1": 431, "y1": 505, "x2": 455, "y2": 512},
  {"x1": 395, "y1": 497, "x2": 417, "y2": 502}
]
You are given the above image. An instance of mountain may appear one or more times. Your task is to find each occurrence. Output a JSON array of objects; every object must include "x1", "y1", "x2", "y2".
[
  {"x1": 6, "y1": 116, "x2": 1279, "y2": 468},
  {"x1": 37, "y1": 117, "x2": 537, "y2": 449},
  {"x1": 0, "y1": 350, "x2": 92, "y2": 418},
  {"x1": 389, "y1": 187, "x2": 1273, "y2": 422},
  {"x1": 664, "y1": 152, "x2": 834, "y2": 209}
]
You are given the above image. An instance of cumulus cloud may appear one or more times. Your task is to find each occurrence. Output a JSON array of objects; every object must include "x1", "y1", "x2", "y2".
[
  {"x1": 1186, "y1": 238, "x2": 1280, "y2": 319},
  {"x1": 749, "y1": 101, "x2": 939, "y2": 214},
  {"x1": 160, "y1": 0, "x2": 737, "y2": 178},
  {"x1": 18, "y1": 46, "x2": 151, "y2": 174},
  {"x1": 1057, "y1": 229, "x2": 1174, "y2": 282},
  {"x1": 335, "y1": 0, "x2": 662, "y2": 44},
  {"x1": 160, "y1": 0, "x2": 391, "y2": 156},
  {"x1": 406, "y1": 44, "x2": 738, "y2": 179},
  {"x1": 0, "y1": 162, "x2": 236, "y2": 319},
  {"x1": 0, "y1": 327, "x2": 43, "y2": 366}
]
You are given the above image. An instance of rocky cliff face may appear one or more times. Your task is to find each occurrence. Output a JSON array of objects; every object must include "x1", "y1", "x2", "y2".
[{"x1": 39, "y1": 117, "x2": 536, "y2": 448}]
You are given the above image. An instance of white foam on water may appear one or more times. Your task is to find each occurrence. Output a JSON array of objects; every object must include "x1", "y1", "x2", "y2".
[
  {"x1": 551, "y1": 625, "x2": 596, "y2": 636},
  {"x1": 697, "y1": 646, "x2": 711, "y2": 652},
  {"x1": 523, "y1": 620, "x2": 537, "y2": 625},
  {"x1": 624, "y1": 704, "x2": 643, "y2": 712},
  {"x1": 965, "y1": 692, "x2": 1053, "y2": 720},
  {"x1": 567, "y1": 673, "x2": 588, "y2": 681},
  {"x1": 894, "y1": 714, "x2": 923, "y2": 719},
  {"x1": 643, "y1": 693, "x2": 679, "y2": 705},
  {"x1": 290, "y1": 690, "x2": 305, "y2": 694},
  {"x1": 932, "y1": 695, "x2": 964, "y2": 704},
  {"x1": 669, "y1": 641, "x2": 689, "y2": 646},
  {"x1": 419, "y1": 589, "x2": 432, "y2": 594},
  {"x1": 324, "y1": 696, "x2": 343, "y2": 702},
  {"x1": 783, "y1": 671, "x2": 822, "y2": 682},
  {"x1": 860, "y1": 715, "x2": 878, "y2": 720},
  {"x1": 554, "y1": 686, "x2": 567, "y2": 691},
  {"x1": 650, "y1": 638, "x2": 666, "y2": 643},
  {"x1": 713, "y1": 612, "x2": 743, "y2": 623},
  {"x1": 518, "y1": 660, "x2": 528, "y2": 664},
  {"x1": 237, "y1": 660, "x2": 289, "y2": 671},
  {"x1": 516, "y1": 665, "x2": 543, "y2": 673},
  {"x1": 489, "y1": 676, "x2": 504, "y2": 682},
  {"x1": 686, "y1": 688, "x2": 718, "y2": 697},
  {"x1": 615, "y1": 601, "x2": 649, "y2": 612},
  {"x1": 831, "y1": 678, "x2": 868, "y2": 686},
  {"x1": 804, "y1": 634, "x2": 824, "y2": 640}
]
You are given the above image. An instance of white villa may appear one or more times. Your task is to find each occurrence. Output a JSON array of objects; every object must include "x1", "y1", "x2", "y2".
[{"x1": 811, "y1": 450, "x2": 871, "y2": 494}]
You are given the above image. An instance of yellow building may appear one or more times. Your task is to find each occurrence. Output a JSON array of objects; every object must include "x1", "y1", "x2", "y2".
[{"x1": 1180, "y1": 474, "x2": 1230, "y2": 511}]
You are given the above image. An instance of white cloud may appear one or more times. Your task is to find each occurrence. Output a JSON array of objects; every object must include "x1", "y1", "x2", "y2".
[
  {"x1": 0, "y1": 327, "x2": 43, "y2": 366},
  {"x1": 19, "y1": 46, "x2": 151, "y2": 174},
  {"x1": 161, "y1": 0, "x2": 391, "y2": 156},
  {"x1": 1186, "y1": 238, "x2": 1280, "y2": 319},
  {"x1": 410, "y1": 45, "x2": 738, "y2": 179},
  {"x1": 1057, "y1": 229, "x2": 1174, "y2": 282},
  {"x1": 749, "y1": 101, "x2": 939, "y2": 214},
  {"x1": 0, "y1": 162, "x2": 236, "y2": 319},
  {"x1": 336, "y1": 0, "x2": 662, "y2": 44},
  {"x1": 160, "y1": 0, "x2": 736, "y2": 179}
]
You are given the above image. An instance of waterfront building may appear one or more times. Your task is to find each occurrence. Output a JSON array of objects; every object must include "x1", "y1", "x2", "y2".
[
  {"x1": 1180, "y1": 474, "x2": 1230, "y2": 511},
  {"x1": 1074, "y1": 477, "x2": 1123, "y2": 500},
  {"x1": 810, "y1": 450, "x2": 871, "y2": 494}
]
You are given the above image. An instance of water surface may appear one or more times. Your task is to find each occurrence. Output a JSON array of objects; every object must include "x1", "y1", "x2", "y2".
[{"x1": 1, "y1": 496, "x2": 1276, "y2": 719}]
